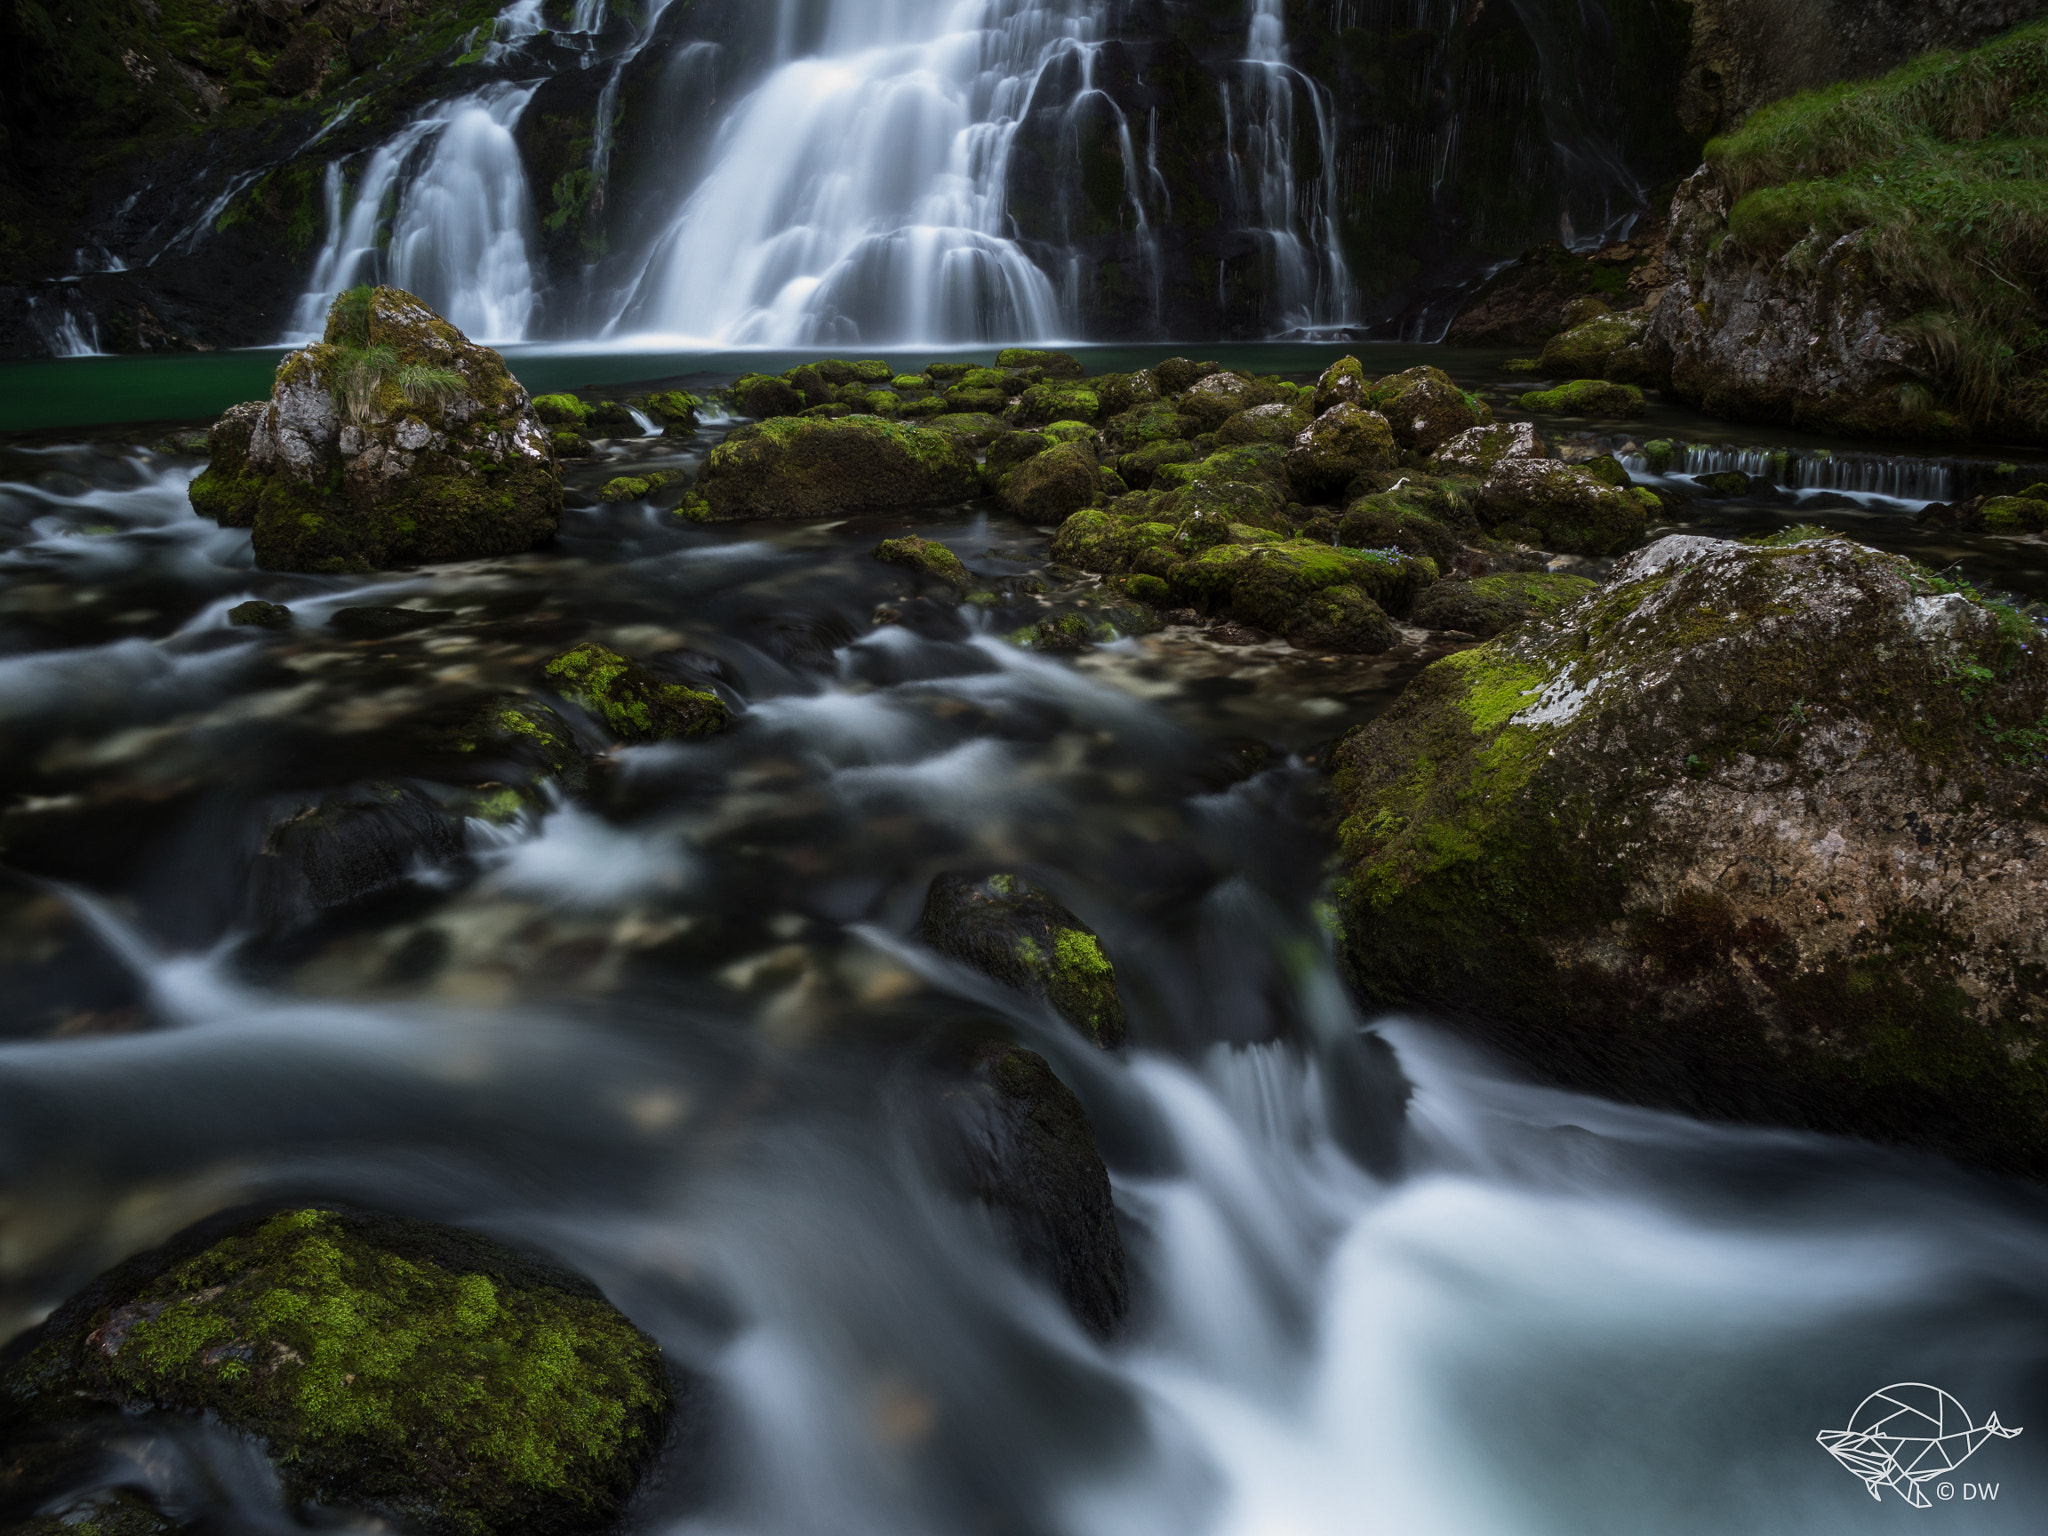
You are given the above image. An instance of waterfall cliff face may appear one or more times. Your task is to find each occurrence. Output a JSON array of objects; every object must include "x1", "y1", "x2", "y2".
[{"x1": 0, "y1": 0, "x2": 1697, "y2": 354}]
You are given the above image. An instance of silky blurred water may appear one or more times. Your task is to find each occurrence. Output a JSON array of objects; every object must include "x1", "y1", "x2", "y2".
[{"x1": 1, "y1": 384, "x2": 2045, "y2": 1534}]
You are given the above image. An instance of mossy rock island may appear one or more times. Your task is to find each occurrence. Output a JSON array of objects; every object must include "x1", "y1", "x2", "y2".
[
  {"x1": 0, "y1": 1206, "x2": 673, "y2": 1536},
  {"x1": 188, "y1": 286, "x2": 561, "y2": 572},
  {"x1": 545, "y1": 643, "x2": 728, "y2": 744},
  {"x1": 1332, "y1": 533, "x2": 2048, "y2": 1177}
]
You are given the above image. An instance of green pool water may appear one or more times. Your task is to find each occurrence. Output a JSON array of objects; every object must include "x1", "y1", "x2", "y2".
[{"x1": 0, "y1": 341, "x2": 1470, "y2": 434}]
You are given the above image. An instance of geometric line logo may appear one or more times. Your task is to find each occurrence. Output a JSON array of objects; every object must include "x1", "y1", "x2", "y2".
[{"x1": 1818, "y1": 1383, "x2": 2022, "y2": 1507}]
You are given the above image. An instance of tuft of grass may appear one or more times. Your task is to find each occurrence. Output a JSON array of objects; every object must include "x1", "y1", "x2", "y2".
[
  {"x1": 331, "y1": 284, "x2": 375, "y2": 348},
  {"x1": 330, "y1": 343, "x2": 398, "y2": 426},
  {"x1": 395, "y1": 362, "x2": 467, "y2": 410},
  {"x1": 1706, "y1": 22, "x2": 2048, "y2": 432}
]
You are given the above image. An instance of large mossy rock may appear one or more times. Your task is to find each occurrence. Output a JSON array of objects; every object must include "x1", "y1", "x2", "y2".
[
  {"x1": 1332, "y1": 533, "x2": 2048, "y2": 1176},
  {"x1": 1000, "y1": 440, "x2": 1102, "y2": 522},
  {"x1": 1285, "y1": 402, "x2": 1398, "y2": 499},
  {"x1": 0, "y1": 1206, "x2": 673, "y2": 1536},
  {"x1": 684, "y1": 415, "x2": 978, "y2": 520},
  {"x1": 189, "y1": 287, "x2": 561, "y2": 573},
  {"x1": 922, "y1": 873, "x2": 1127, "y2": 1049},
  {"x1": 1360, "y1": 365, "x2": 1487, "y2": 453},
  {"x1": 1409, "y1": 571, "x2": 1598, "y2": 636}
]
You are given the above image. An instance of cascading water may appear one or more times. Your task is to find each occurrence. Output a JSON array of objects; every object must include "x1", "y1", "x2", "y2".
[
  {"x1": 1219, "y1": 0, "x2": 1356, "y2": 334},
  {"x1": 288, "y1": 61, "x2": 540, "y2": 345},
  {"x1": 606, "y1": 0, "x2": 1078, "y2": 346}
]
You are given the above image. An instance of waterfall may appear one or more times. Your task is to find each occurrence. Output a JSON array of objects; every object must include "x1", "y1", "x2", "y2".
[
  {"x1": 288, "y1": 84, "x2": 540, "y2": 345},
  {"x1": 604, "y1": 0, "x2": 1079, "y2": 347},
  {"x1": 1223, "y1": 0, "x2": 1356, "y2": 332}
]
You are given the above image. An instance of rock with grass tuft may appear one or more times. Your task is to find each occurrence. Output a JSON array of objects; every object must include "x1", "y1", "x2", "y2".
[{"x1": 188, "y1": 286, "x2": 559, "y2": 573}]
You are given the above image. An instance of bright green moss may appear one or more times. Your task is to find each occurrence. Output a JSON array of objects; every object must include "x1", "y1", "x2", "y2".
[
  {"x1": 60, "y1": 1209, "x2": 670, "y2": 1536},
  {"x1": 544, "y1": 642, "x2": 726, "y2": 743}
]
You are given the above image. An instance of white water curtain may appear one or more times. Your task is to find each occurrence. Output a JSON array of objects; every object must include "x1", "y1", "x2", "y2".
[{"x1": 607, "y1": 0, "x2": 1086, "y2": 346}]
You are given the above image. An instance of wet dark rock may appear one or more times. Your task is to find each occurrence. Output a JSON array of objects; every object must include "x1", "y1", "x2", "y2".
[
  {"x1": 188, "y1": 288, "x2": 560, "y2": 573},
  {"x1": 927, "y1": 1043, "x2": 1129, "y2": 1338},
  {"x1": 1694, "y1": 470, "x2": 1752, "y2": 497},
  {"x1": 226, "y1": 599, "x2": 292, "y2": 628},
  {"x1": 242, "y1": 782, "x2": 465, "y2": 938},
  {"x1": 1333, "y1": 532, "x2": 2048, "y2": 1178},
  {"x1": 0, "y1": 1205, "x2": 673, "y2": 1536},
  {"x1": 330, "y1": 606, "x2": 456, "y2": 638},
  {"x1": 921, "y1": 872, "x2": 1127, "y2": 1049}
]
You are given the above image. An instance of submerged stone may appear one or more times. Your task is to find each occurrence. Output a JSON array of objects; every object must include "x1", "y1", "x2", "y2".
[
  {"x1": 921, "y1": 872, "x2": 1128, "y2": 1049},
  {"x1": 330, "y1": 605, "x2": 455, "y2": 638},
  {"x1": 544, "y1": 642, "x2": 727, "y2": 743},
  {"x1": 1332, "y1": 533, "x2": 2048, "y2": 1177},
  {"x1": 192, "y1": 287, "x2": 561, "y2": 574},
  {"x1": 0, "y1": 1205, "x2": 673, "y2": 1536}
]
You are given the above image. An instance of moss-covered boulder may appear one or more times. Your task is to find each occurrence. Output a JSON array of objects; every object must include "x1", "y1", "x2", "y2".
[
  {"x1": 186, "y1": 401, "x2": 267, "y2": 527},
  {"x1": 1361, "y1": 366, "x2": 1487, "y2": 453},
  {"x1": 685, "y1": 415, "x2": 977, "y2": 520},
  {"x1": 1979, "y1": 495, "x2": 2048, "y2": 534},
  {"x1": 1117, "y1": 439, "x2": 1204, "y2": 490},
  {"x1": 1154, "y1": 443, "x2": 1288, "y2": 494},
  {"x1": 1335, "y1": 491, "x2": 1467, "y2": 565},
  {"x1": 730, "y1": 373, "x2": 805, "y2": 419},
  {"x1": 1001, "y1": 441, "x2": 1101, "y2": 522},
  {"x1": 1219, "y1": 402, "x2": 1310, "y2": 446},
  {"x1": 1101, "y1": 400, "x2": 1191, "y2": 451},
  {"x1": 1314, "y1": 355, "x2": 1370, "y2": 416},
  {"x1": 874, "y1": 535, "x2": 970, "y2": 588},
  {"x1": 1285, "y1": 403, "x2": 1398, "y2": 500},
  {"x1": 1333, "y1": 534, "x2": 2048, "y2": 1175},
  {"x1": 922, "y1": 872, "x2": 1127, "y2": 1048},
  {"x1": 1538, "y1": 310, "x2": 1649, "y2": 377},
  {"x1": 190, "y1": 287, "x2": 560, "y2": 573},
  {"x1": 1521, "y1": 378, "x2": 1646, "y2": 416},
  {"x1": 598, "y1": 471, "x2": 679, "y2": 503},
  {"x1": 1475, "y1": 460, "x2": 1652, "y2": 555},
  {"x1": 1430, "y1": 421, "x2": 1548, "y2": 474},
  {"x1": 997, "y1": 348, "x2": 1084, "y2": 379},
  {"x1": 1010, "y1": 381, "x2": 1102, "y2": 427},
  {"x1": 1175, "y1": 371, "x2": 1268, "y2": 431},
  {"x1": 531, "y1": 393, "x2": 589, "y2": 427},
  {"x1": 0, "y1": 1206, "x2": 673, "y2": 1536},
  {"x1": 1409, "y1": 571, "x2": 1599, "y2": 636},
  {"x1": 544, "y1": 642, "x2": 727, "y2": 743}
]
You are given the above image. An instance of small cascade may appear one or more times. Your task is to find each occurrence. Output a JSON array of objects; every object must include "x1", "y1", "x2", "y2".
[
  {"x1": 288, "y1": 83, "x2": 540, "y2": 345},
  {"x1": 1219, "y1": 0, "x2": 1356, "y2": 333},
  {"x1": 605, "y1": 0, "x2": 1087, "y2": 346},
  {"x1": 1615, "y1": 443, "x2": 1962, "y2": 505},
  {"x1": 24, "y1": 293, "x2": 102, "y2": 357}
]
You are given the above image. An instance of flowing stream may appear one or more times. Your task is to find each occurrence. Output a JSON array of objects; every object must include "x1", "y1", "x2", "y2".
[{"x1": 1, "y1": 345, "x2": 2046, "y2": 1531}]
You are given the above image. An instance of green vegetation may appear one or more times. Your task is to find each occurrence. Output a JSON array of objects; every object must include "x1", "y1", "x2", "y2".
[
  {"x1": 1708, "y1": 20, "x2": 2048, "y2": 430},
  {"x1": 0, "y1": 1207, "x2": 669, "y2": 1536},
  {"x1": 544, "y1": 642, "x2": 726, "y2": 742},
  {"x1": 1520, "y1": 379, "x2": 1645, "y2": 415}
]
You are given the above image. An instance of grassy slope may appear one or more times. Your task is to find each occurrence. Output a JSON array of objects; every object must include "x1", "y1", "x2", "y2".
[{"x1": 1706, "y1": 20, "x2": 2048, "y2": 433}]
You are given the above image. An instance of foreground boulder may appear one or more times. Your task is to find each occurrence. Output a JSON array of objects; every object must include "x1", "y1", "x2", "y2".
[
  {"x1": 683, "y1": 415, "x2": 978, "y2": 520},
  {"x1": 1333, "y1": 533, "x2": 2048, "y2": 1176},
  {"x1": 189, "y1": 286, "x2": 560, "y2": 572},
  {"x1": 0, "y1": 1206, "x2": 673, "y2": 1536},
  {"x1": 922, "y1": 872, "x2": 1128, "y2": 1048}
]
